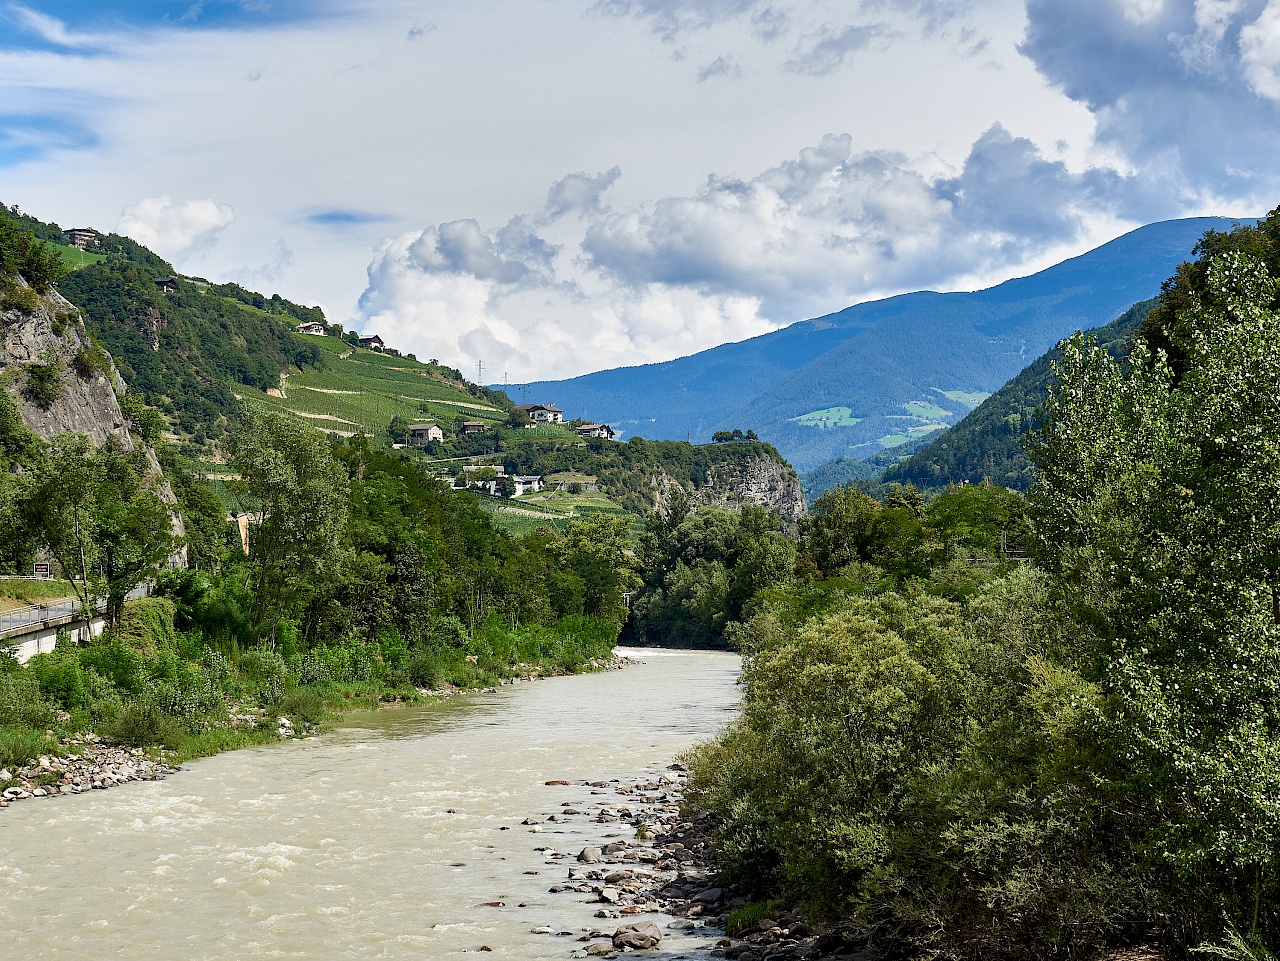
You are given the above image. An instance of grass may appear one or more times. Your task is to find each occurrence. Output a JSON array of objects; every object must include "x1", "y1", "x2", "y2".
[
  {"x1": 791, "y1": 406, "x2": 862, "y2": 429},
  {"x1": 936, "y1": 389, "x2": 991, "y2": 408},
  {"x1": 0, "y1": 577, "x2": 79, "y2": 612},
  {"x1": 51, "y1": 242, "x2": 105, "y2": 270},
  {"x1": 904, "y1": 400, "x2": 952, "y2": 420},
  {"x1": 239, "y1": 338, "x2": 506, "y2": 438}
]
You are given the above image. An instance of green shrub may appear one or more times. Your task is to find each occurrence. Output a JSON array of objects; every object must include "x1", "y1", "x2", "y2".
[
  {"x1": 0, "y1": 670, "x2": 59, "y2": 728},
  {"x1": 80, "y1": 641, "x2": 146, "y2": 695},
  {"x1": 22, "y1": 362, "x2": 61, "y2": 409},
  {"x1": 0, "y1": 283, "x2": 40, "y2": 315},
  {"x1": 725, "y1": 903, "x2": 774, "y2": 938},
  {"x1": 102, "y1": 701, "x2": 186, "y2": 748},
  {"x1": 71, "y1": 342, "x2": 111, "y2": 380},
  {"x1": 405, "y1": 650, "x2": 444, "y2": 689},
  {"x1": 0, "y1": 726, "x2": 53, "y2": 769},
  {"x1": 28, "y1": 647, "x2": 89, "y2": 710},
  {"x1": 278, "y1": 686, "x2": 326, "y2": 725}
]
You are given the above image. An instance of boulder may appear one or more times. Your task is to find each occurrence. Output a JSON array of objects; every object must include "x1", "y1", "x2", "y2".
[
  {"x1": 612, "y1": 921, "x2": 663, "y2": 950},
  {"x1": 577, "y1": 847, "x2": 601, "y2": 863}
]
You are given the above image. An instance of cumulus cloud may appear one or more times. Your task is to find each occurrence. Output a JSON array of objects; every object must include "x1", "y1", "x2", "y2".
[
  {"x1": 116, "y1": 196, "x2": 235, "y2": 259},
  {"x1": 697, "y1": 54, "x2": 742, "y2": 79},
  {"x1": 357, "y1": 127, "x2": 1139, "y2": 380},
  {"x1": 592, "y1": 0, "x2": 770, "y2": 39},
  {"x1": 786, "y1": 22, "x2": 896, "y2": 74},
  {"x1": 1020, "y1": 0, "x2": 1280, "y2": 203},
  {"x1": 542, "y1": 167, "x2": 622, "y2": 220}
]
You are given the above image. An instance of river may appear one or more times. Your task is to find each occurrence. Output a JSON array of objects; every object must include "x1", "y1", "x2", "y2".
[{"x1": 0, "y1": 649, "x2": 740, "y2": 960}]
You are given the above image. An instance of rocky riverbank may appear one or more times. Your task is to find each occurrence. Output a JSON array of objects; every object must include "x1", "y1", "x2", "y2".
[
  {"x1": 518, "y1": 764, "x2": 834, "y2": 961},
  {"x1": 0, "y1": 733, "x2": 180, "y2": 807}
]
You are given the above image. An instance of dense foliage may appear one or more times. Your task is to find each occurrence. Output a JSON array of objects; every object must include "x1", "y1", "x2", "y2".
[
  {"x1": 685, "y1": 223, "x2": 1280, "y2": 960},
  {"x1": 59, "y1": 264, "x2": 323, "y2": 443}
]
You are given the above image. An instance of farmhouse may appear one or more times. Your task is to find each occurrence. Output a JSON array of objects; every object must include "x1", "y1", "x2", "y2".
[
  {"x1": 408, "y1": 423, "x2": 443, "y2": 445},
  {"x1": 153, "y1": 277, "x2": 178, "y2": 294},
  {"x1": 298, "y1": 321, "x2": 327, "y2": 336},
  {"x1": 575, "y1": 423, "x2": 615, "y2": 440},
  {"x1": 511, "y1": 475, "x2": 543, "y2": 496},
  {"x1": 63, "y1": 228, "x2": 98, "y2": 249},
  {"x1": 517, "y1": 403, "x2": 563, "y2": 424},
  {"x1": 459, "y1": 420, "x2": 488, "y2": 434},
  {"x1": 358, "y1": 334, "x2": 386, "y2": 350}
]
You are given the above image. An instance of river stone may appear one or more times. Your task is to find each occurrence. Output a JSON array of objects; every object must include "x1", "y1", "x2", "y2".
[
  {"x1": 577, "y1": 847, "x2": 601, "y2": 863},
  {"x1": 599, "y1": 886, "x2": 620, "y2": 903},
  {"x1": 585, "y1": 943, "x2": 614, "y2": 956},
  {"x1": 612, "y1": 921, "x2": 662, "y2": 950},
  {"x1": 693, "y1": 887, "x2": 723, "y2": 903},
  {"x1": 530, "y1": 926, "x2": 553, "y2": 934},
  {"x1": 601, "y1": 842, "x2": 628, "y2": 855}
]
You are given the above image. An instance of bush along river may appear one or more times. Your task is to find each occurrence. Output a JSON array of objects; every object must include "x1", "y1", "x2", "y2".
[{"x1": 0, "y1": 649, "x2": 748, "y2": 960}]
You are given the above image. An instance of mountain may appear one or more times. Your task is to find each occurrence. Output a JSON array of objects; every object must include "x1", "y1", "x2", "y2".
[
  {"x1": 881, "y1": 298, "x2": 1156, "y2": 491},
  {"x1": 513, "y1": 217, "x2": 1245, "y2": 470}
]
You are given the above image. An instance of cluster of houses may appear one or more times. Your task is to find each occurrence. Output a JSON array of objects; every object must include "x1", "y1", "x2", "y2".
[
  {"x1": 456, "y1": 465, "x2": 544, "y2": 497},
  {"x1": 516, "y1": 403, "x2": 615, "y2": 439}
]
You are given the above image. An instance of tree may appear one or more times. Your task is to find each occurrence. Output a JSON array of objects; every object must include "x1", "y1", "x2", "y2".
[
  {"x1": 231, "y1": 409, "x2": 349, "y2": 647},
  {"x1": 1028, "y1": 250, "x2": 1280, "y2": 941},
  {"x1": 27, "y1": 435, "x2": 173, "y2": 632}
]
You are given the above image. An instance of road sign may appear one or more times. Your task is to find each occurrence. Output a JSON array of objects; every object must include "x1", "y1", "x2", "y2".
[{"x1": 33, "y1": 562, "x2": 50, "y2": 578}]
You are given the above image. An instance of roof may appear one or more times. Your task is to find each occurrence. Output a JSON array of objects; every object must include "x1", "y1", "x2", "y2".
[
  {"x1": 461, "y1": 420, "x2": 486, "y2": 426},
  {"x1": 577, "y1": 423, "x2": 610, "y2": 430},
  {"x1": 518, "y1": 403, "x2": 562, "y2": 412},
  {"x1": 512, "y1": 475, "x2": 542, "y2": 482},
  {"x1": 358, "y1": 334, "x2": 384, "y2": 343},
  {"x1": 407, "y1": 423, "x2": 439, "y2": 430}
]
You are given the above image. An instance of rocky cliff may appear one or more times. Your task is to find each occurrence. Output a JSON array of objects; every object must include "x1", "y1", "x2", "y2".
[
  {"x1": 653, "y1": 452, "x2": 807, "y2": 524},
  {"x1": 1, "y1": 275, "x2": 186, "y2": 560}
]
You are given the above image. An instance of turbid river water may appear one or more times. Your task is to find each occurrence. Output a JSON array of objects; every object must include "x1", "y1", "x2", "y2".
[{"x1": 0, "y1": 649, "x2": 740, "y2": 960}]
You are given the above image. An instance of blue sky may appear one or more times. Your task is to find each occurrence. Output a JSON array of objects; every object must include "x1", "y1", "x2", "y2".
[{"x1": 2, "y1": 0, "x2": 1277, "y2": 380}]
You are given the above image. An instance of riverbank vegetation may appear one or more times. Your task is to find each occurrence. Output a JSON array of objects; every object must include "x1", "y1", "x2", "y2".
[
  {"x1": 1, "y1": 404, "x2": 633, "y2": 768},
  {"x1": 684, "y1": 212, "x2": 1280, "y2": 959}
]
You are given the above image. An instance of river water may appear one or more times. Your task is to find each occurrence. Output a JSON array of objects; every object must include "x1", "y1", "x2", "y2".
[{"x1": 0, "y1": 650, "x2": 740, "y2": 960}]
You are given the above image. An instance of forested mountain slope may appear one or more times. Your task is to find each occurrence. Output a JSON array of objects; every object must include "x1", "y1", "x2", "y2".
[
  {"x1": 515, "y1": 217, "x2": 1243, "y2": 469},
  {"x1": 883, "y1": 298, "x2": 1156, "y2": 489}
]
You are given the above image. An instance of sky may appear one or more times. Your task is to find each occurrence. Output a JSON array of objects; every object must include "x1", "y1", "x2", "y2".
[{"x1": 1, "y1": 0, "x2": 1277, "y2": 382}]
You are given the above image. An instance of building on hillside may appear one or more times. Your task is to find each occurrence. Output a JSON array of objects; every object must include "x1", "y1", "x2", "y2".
[
  {"x1": 63, "y1": 228, "x2": 98, "y2": 249},
  {"x1": 298, "y1": 321, "x2": 327, "y2": 336},
  {"x1": 459, "y1": 420, "x2": 487, "y2": 434},
  {"x1": 575, "y1": 423, "x2": 615, "y2": 440},
  {"x1": 516, "y1": 403, "x2": 564, "y2": 424},
  {"x1": 153, "y1": 277, "x2": 178, "y2": 294},
  {"x1": 408, "y1": 423, "x2": 444, "y2": 445},
  {"x1": 511, "y1": 475, "x2": 543, "y2": 496},
  {"x1": 358, "y1": 334, "x2": 386, "y2": 350},
  {"x1": 462, "y1": 464, "x2": 505, "y2": 477}
]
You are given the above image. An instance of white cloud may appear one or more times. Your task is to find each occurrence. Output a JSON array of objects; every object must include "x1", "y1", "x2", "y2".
[
  {"x1": 116, "y1": 196, "x2": 235, "y2": 260},
  {"x1": 1239, "y1": 1, "x2": 1280, "y2": 100},
  {"x1": 356, "y1": 126, "x2": 1136, "y2": 380}
]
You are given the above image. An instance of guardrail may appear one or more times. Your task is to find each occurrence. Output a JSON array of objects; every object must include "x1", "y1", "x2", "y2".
[{"x1": 0, "y1": 582, "x2": 152, "y2": 640}]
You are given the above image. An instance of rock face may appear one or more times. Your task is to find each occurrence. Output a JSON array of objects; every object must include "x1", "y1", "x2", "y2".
[
  {"x1": 654, "y1": 454, "x2": 807, "y2": 524},
  {"x1": 2, "y1": 281, "x2": 133, "y2": 448},
  {"x1": 1, "y1": 275, "x2": 187, "y2": 563}
]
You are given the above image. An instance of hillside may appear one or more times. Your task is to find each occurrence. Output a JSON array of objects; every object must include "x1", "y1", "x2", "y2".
[
  {"x1": 1, "y1": 204, "x2": 508, "y2": 454},
  {"x1": 882, "y1": 298, "x2": 1156, "y2": 490},
  {"x1": 513, "y1": 217, "x2": 1245, "y2": 470}
]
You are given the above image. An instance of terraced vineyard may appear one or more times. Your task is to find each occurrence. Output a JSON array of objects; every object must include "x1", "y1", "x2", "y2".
[{"x1": 239, "y1": 334, "x2": 507, "y2": 437}]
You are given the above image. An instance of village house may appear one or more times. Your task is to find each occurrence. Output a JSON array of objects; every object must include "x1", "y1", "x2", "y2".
[
  {"x1": 511, "y1": 475, "x2": 543, "y2": 496},
  {"x1": 459, "y1": 420, "x2": 487, "y2": 434},
  {"x1": 358, "y1": 334, "x2": 386, "y2": 350},
  {"x1": 408, "y1": 423, "x2": 444, "y2": 445},
  {"x1": 517, "y1": 403, "x2": 563, "y2": 424},
  {"x1": 153, "y1": 277, "x2": 178, "y2": 294},
  {"x1": 462, "y1": 464, "x2": 505, "y2": 476},
  {"x1": 575, "y1": 423, "x2": 616, "y2": 440},
  {"x1": 63, "y1": 227, "x2": 98, "y2": 249},
  {"x1": 298, "y1": 321, "x2": 327, "y2": 336}
]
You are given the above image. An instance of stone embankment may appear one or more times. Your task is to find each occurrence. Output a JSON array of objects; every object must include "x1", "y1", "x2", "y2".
[
  {"x1": 520, "y1": 765, "x2": 835, "y2": 961},
  {"x1": 0, "y1": 734, "x2": 179, "y2": 808}
]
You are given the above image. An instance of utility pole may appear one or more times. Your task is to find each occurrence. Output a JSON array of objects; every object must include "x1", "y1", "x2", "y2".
[{"x1": 476, "y1": 359, "x2": 485, "y2": 385}]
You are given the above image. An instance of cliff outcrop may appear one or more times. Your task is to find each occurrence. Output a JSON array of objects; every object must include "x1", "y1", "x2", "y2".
[
  {"x1": 1, "y1": 275, "x2": 187, "y2": 560},
  {"x1": 653, "y1": 452, "x2": 806, "y2": 524}
]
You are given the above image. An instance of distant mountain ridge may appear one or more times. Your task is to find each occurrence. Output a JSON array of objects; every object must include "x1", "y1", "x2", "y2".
[{"x1": 513, "y1": 217, "x2": 1247, "y2": 470}]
